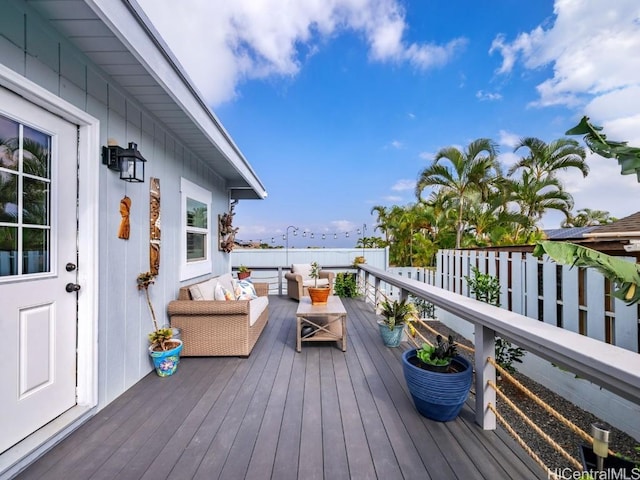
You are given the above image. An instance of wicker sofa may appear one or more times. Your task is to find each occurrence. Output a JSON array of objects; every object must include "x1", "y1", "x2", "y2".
[{"x1": 166, "y1": 273, "x2": 269, "y2": 357}]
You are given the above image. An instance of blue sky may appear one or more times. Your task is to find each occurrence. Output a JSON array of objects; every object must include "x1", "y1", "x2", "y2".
[{"x1": 138, "y1": 0, "x2": 640, "y2": 248}]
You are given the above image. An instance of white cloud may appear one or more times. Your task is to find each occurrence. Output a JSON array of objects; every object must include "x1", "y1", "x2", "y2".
[
  {"x1": 391, "y1": 179, "x2": 415, "y2": 191},
  {"x1": 419, "y1": 151, "x2": 433, "y2": 160},
  {"x1": 489, "y1": 0, "x2": 640, "y2": 224},
  {"x1": 490, "y1": 1, "x2": 640, "y2": 110},
  {"x1": 138, "y1": 0, "x2": 466, "y2": 106},
  {"x1": 389, "y1": 140, "x2": 404, "y2": 149},
  {"x1": 476, "y1": 90, "x2": 502, "y2": 101},
  {"x1": 383, "y1": 195, "x2": 403, "y2": 202},
  {"x1": 329, "y1": 219, "x2": 355, "y2": 231},
  {"x1": 498, "y1": 130, "x2": 521, "y2": 149}
]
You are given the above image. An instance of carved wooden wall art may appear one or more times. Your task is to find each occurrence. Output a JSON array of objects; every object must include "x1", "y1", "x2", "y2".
[
  {"x1": 219, "y1": 200, "x2": 239, "y2": 253},
  {"x1": 118, "y1": 195, "x2": 131, "y2": 239},
  {"x1": 150, "y1": 177, "x2": 161, "y2": 275}
]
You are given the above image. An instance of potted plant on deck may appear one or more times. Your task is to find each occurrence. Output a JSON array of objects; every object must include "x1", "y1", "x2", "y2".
[
  {"x1": 402, "y1": 334, "x2": 473, "y2": 421},
  {"x1": 137, "y1": 272, "x2": 183, "y2": 377},
  {"x1": 378, "y1": 298, "x2": 415, "y2": 347},
  {"x1": 308, "y1": 261, "x2": 331, "y2": 305},
  {"x1": 237, "y1": 265, "x2": 251, "y2": 280}
]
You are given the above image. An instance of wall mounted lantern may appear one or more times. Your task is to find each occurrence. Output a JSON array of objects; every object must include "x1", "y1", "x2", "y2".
[{"x1": 102, "y1": 141, "x2": 146, "y2": 183}]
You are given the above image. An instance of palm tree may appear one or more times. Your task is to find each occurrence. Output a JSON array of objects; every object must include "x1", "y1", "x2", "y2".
[
  {"x1": 509, "y1": 137, "x2": 588, "y2": 181},
  {"x1": 415, "y1": 138, "x2": 500, "y2": 248},
  {"x1": 561, "y1": 208, "x2": 616, "y2": 227},
  {"x1": 370, "y1": 205, "x2": 392, "y2": 245},
  {"x1": 508, "y1": 172, "x2": 574, "y2": 238}
]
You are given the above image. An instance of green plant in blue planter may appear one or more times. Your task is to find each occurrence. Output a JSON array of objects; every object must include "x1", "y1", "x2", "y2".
[
  {"x1": 402, "y1": 333, "x2": 473, "y2": 421},
  {"x1": 416, "y1": 334, "x2": 457, "y2": 372},
  {"x1": 378, "y1": 298, "x2": 416, "y2": 347}
]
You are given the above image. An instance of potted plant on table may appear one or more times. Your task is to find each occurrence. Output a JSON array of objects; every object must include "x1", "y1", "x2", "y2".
[
  {"x1": 402, "y1": 334, "x2": 473, "y2": 421},
  {"x1": 137, "y1": 272, "x2": 183, "y2": 377},
  {"x1": 308, "y1": 261, "x2": 331, "y2": 305},
  {"x1": 237, "y1": 265, "x2": 251, "y2": 280},
  {"x1": 378, "y1": 298, "x2": 415, "y2": 347}
]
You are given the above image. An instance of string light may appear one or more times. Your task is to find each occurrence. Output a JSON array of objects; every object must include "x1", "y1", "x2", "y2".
[{"x1": 243, "y1": 225, "x2": 368, "y2": 247}]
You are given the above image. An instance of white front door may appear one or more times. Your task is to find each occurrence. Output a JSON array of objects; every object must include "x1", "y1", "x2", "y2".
[{"x1": 0, "y1": 86, "x2": 78, "y2": 454}]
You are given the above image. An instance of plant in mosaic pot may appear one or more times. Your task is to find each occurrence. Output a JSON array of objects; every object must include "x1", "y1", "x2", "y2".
[{"x1": 137, "y1": 271, "x2": 182, "y2": 376}]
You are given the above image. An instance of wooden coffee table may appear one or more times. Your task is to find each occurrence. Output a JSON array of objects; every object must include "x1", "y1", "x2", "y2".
[{"x1": 296, "y1": 296, "x2": 347, "y2": 352}]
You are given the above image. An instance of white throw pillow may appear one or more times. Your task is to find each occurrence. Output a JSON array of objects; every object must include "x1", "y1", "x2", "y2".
[
  {"x1": 217, "y1": 272, "x2": 236, "y2": 294},
  {"x1": 214, "y1": 282, "x2": 233, "y2": 301}
]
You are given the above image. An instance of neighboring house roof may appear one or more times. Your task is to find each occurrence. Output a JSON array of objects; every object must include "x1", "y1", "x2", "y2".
[
  {"x1": 584, "y1": 211, "x2": 640, "y2": 238},
  {"x1": 543, "y1": 226, "x2": 598, "y2": 240},
  {"x1": 29, "y1": 0, "x2": 267, "y2": 200}
]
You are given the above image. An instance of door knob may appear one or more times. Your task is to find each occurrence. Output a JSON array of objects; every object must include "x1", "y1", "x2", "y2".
[
  {"x1": 65, "y1": 283, "x2": 81, "y2": 293},
  {"x1": 66, "y1": 263, "x2": 77, "y2": 272}
]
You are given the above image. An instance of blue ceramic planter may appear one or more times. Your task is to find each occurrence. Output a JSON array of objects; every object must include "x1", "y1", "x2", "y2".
[
  {"x1": 149, "y1": 340, "x2": 183, "y2": 377},
  {"x1": 402, "y1": 349, "x2": 472, "y2": 422},
  {"x1": 378, "y1": 322, "x2": 404, "y2": 347}
]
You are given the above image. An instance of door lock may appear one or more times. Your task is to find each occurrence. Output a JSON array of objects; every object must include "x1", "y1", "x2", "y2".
[
  {"x1": 66, "y1": 263, "x2": 77, "y2": 272},
  {"x1": 65, "y1": 283, "x2": 81, "y2": 293}
]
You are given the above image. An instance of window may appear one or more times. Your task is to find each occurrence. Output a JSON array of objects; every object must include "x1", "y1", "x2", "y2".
[
  {"x1": 0, "y1": 114, "x2": 52, "y2": 278},
  {"x1": 180, "y1": 178, "x2": 212, "y2": 280}
]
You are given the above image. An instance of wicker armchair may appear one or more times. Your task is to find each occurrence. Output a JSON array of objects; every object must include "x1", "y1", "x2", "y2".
[
  {"x1": 284, "y1": 263, "x2": 335, "y2": 301},
  {"x1": 167, "y1": 278, "x2": 269, "y2": 357}
]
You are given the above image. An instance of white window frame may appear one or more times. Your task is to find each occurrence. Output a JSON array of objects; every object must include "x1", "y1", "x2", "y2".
[{"x1": 180, "y1": 178, "x2": 212, "y2": 280}]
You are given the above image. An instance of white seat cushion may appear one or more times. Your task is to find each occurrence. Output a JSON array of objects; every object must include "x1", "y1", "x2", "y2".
[
  {"x1": 249, "y1": 296, "x2": 269, "y2": 326},
  {"x1": 302, "y1": 278, "x2": 329, "y2": 288}
]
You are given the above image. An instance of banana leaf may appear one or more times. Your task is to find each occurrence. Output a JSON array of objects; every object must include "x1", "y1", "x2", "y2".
[
  {"x1": 566, "y1": 116, "x2": 640, "y2": 180},
  {"x1": 532, "y1": 241, "x2": 640, "y2": 305}
]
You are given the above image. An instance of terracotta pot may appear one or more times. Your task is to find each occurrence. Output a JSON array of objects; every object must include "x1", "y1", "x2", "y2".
[
  {"x1": 308, "y1": 286, "x2": 330, "y2": 305},
  {"x1": 237, "y1": 271, "x2": 251, "y2": 280}
]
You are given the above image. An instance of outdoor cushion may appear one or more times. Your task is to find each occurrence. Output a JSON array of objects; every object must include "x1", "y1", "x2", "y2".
[
  {"x1": 302, "y1": 278, "x2": 330, "y2": 288},
  {"x1": 292, "y1": 263, "x2": 313, "y2": 279},
  {"x1": 249, "y1": 296, "x2": 269, "y2": 326},
  {"x1": 217, "y1": 272, "x2": 237, "y2": 294},
  {"x1": 235, "y1": 279, "x2": 258, "y2": 300},
  {"x1": 189, "y1": 278, "x2": 216, "y2": 300},
  {"x1": 214, "y1": 282, "x2": 234, "y2": 301}
]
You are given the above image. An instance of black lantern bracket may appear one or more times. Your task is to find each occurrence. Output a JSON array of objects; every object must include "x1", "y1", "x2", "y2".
[{"x1": 102, "y1": 141, "x2": 147, "y2": 183}]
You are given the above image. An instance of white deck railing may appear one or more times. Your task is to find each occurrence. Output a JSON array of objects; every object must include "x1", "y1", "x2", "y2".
[{"x1": 358, "y1": 264, "x2": 640, "y2": 430}]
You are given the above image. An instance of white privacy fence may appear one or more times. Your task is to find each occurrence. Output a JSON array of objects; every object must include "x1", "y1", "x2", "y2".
[{"x1": 389, "y1": 249, "x2": 639, "y2": 354}]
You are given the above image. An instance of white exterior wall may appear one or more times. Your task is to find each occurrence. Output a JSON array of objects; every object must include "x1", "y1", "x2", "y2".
[{"x1": 1, "y1": 0, "x2": 233, "y2": 407}]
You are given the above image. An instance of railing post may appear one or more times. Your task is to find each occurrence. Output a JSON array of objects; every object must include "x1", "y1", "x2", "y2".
[
  {"x1": 374, "y1": 276, "x2": 381, "y2": 308},
  {"x1": 475, "y1": 325, "x2": 497, "y2": 430},
  {"x1": 278, "y1": 267, "x2": 283, "y2": 296},
  {"x1": 399, "y1": 288, "x2": 408, "y2": 302}
]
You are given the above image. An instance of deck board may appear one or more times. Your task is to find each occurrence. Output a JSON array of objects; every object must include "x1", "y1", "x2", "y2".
[{"x1": 15, "y1": 296, "x2": 545, "y2": 480}]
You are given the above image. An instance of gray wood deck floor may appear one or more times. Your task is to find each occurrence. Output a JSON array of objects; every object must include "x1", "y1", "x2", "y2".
[{"x1": 17, "y1": 296, "x2": 545, "y2": 480}]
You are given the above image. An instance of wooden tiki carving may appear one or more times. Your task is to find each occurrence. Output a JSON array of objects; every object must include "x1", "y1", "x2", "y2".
[{"x1": 150, "y1": 177, "x2": 161, "y2": 275}]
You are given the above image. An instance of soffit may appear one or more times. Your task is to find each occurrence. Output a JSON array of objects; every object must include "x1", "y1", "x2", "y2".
[{"x1": 26, "y1": 0, "x2": 267, "y2": 200}]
